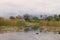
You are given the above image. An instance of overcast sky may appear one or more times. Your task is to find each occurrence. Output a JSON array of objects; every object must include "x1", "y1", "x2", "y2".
[{"x1": 0, "y1": 0, "x2": 60, "y2": 17}]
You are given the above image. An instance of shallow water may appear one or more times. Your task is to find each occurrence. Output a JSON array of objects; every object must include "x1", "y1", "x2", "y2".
[{"x1": 0, "y1": 31, "x2": 60, "y2": 40}]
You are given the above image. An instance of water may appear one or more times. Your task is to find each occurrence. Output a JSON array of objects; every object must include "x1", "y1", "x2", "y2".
[{"x1": 0, "y1": 31, "x2": 60, "y2": 40}]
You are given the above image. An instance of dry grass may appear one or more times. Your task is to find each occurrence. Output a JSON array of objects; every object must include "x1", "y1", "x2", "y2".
[
  {"x1": 40, "y1": 21, "x2": 60, "y2": 27},
  {"x1": 40, "y1": 21, "x2": 60, "y2": 32}
]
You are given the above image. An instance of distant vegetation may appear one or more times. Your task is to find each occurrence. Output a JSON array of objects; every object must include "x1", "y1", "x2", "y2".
[
  {"x1": 40, "y1": 14, "x2": 60, "y2": 26},
  {"x1": 0, "y1": 14, "x2": 40, "y2": 33},
  {"x1": 40, "y1": 14, "x2": 60, "y2": 32},
  {"x1": 0, "y1": 14, "x2": 60, "y2": 33}
]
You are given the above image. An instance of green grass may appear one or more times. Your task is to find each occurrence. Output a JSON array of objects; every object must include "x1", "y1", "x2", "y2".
[{"x1": 0, "y1": 19, "x2": 40, "y2": 33}]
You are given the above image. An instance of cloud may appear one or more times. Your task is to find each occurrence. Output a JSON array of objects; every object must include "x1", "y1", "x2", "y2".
[{"x1": 0, "y1": 0, "x2": 60, "y2": 17}]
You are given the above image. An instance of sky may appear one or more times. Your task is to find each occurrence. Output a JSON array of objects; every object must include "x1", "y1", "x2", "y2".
[{"x1": 0, "y1": 0, "x2": 60, "y2": 17}]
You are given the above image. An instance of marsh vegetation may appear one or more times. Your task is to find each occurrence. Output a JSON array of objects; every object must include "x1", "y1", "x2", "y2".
[{"x1": 0, "y1": 14, "x2": 60, "y2": 33}]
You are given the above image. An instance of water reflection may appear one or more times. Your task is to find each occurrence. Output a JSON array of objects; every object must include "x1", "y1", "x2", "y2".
[{"x1": 0, "y1": 29, "x2": 60, "y2": 40}]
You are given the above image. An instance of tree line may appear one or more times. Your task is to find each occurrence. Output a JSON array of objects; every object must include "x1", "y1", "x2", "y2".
[
  {"x1": 1, "y1": 14, "x2": 60, "y2": 22},
  {"x1": 40, "y1": 14, "x2": 60, "y2": 21}
]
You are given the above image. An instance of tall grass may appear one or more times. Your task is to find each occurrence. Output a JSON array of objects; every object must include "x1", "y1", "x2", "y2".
[
  {"x1": 0, "y1": 19, "x2": 40, "y2": 33},
  {"x1": 40, "y1": 21, "x2": 60, "y2": 32},
  {"x1": 40, "y1": 21, "x2": 60, "y2": 27}
]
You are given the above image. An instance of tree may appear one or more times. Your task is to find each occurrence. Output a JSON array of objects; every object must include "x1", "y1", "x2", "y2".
[
  {"x1": 40, "y1": 15, "x2": 43, "y2": 19},
  {"x1": 16, "y1": 15, "x2": 22, "y2": 19},
  {"x1": 32, "y1": 16, "x2": 39, "y2": 23},
  {"x1": 54, "y1": 15, "x2": 58, "y2": 18},
  {"x1": 46, "y1": 16, "x2": 53, "y2": 21},
  {"x1": 9, "y1": 16, "x2": 15, "y2": 19},
  {"x1": 54, "y1": 15, "x2": 59, "y2": 21},
  {"x1": 32, "y1": 16, "x2": 39, "y2": 20},
  {"x1": 58, "y1": 14, "x2": 60, "y2": 18},
  {"x1": 23, "y1": 14, "x2": 30, "y2": 21}
]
